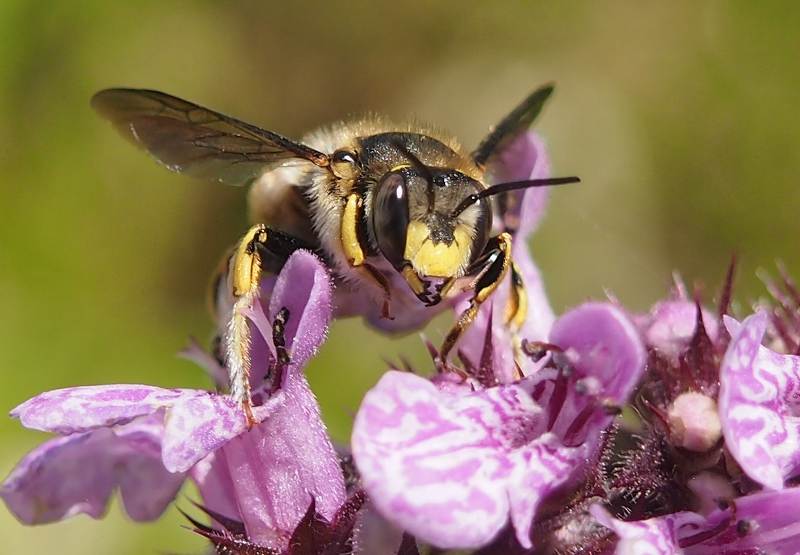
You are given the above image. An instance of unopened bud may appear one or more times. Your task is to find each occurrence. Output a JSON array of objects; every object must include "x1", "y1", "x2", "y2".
[{"x1": 667, "y1": 391, "x2": 722, "y2": 452}]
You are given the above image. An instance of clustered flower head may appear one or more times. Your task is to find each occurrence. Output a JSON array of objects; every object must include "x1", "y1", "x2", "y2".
[{"x1": 4, "y1": 134, "x2": 800, "y2": 555}]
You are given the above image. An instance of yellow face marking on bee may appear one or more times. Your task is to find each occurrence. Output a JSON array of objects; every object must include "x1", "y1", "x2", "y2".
[
  {"x1": 404, "y1": 221, "x2": 473, "y2": 278},
  {"x1": 505, "y1": 263, "x2": 528, "y2": 330},
  {"x1": 232, "y1": 224, "x2": 267, "y2": 297},
  {"x1": 341, "y1": 194, "x2": 365, "y2": 266}
]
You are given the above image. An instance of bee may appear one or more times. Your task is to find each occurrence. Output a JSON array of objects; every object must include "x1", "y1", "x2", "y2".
[{"x1": 92, "y1": 84, "x2": 578, "y2": 424}]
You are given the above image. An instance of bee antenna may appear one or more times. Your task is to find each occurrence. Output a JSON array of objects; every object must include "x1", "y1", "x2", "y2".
[{"x1": 451, "y1": 176, "x2": 581, "y2": 218}]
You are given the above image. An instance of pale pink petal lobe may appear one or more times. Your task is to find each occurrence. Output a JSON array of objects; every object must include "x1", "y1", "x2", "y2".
[
  {"x1": 719, "y1": 312, "x2": 800, "y2": 489},
  {"x1": 11, "y1": 385, "x2": 198, "y2": 435},
  {"x1": 1, "y1": 416, "x2": 184, "y2": 524}
]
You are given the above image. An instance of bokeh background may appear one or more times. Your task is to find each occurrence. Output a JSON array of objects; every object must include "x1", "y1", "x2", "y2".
[{"x1": 1, "y1": 2, "x2": 799, "y2": 552}]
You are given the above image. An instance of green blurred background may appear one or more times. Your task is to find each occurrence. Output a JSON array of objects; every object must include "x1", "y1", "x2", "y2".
[{"x1": 1, "y1": 1, "x2": 798, "y2": 552}]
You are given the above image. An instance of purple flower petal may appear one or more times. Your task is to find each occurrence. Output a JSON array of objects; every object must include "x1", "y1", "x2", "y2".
[
  {"x1": 222, "y1": 376, "x2": 347, "y2": 548},
  {"x1": 112, "y1": 416, "x2": 187, "y2": 520},
  {"x1": 10, "y1": 384, "x2": 266, "y2": 474},
  {"x1": 513, "y1": 238, "x2": 556, "y2": 343},
  {"x1": 352, "y1": 370, "x2": 583, "y2": 549},
  {"x1": 454, "y1": 228, "x2": 555, "y2": 383},
  {"x1": 267, "y1": 250, "x2": 333, "y2": 375},
  {"x1": 644, "y1": 301, "x2": 719, "y2": 359},
  {"x1": 547, "y1": 303, "x2": 645, "y2": 444},
  {"x1": 719, "y1": 312, "x2": 800, "y2": 490},
  {"x1": 488, "y1": 131, "x2": 551, "y2": 238},
  {"x1": 217, "y1": 249, "x2": 345, "y2": 547},
  {"x1": 243, "y1": 250, "x2": 333, "y2": 390},
  {"x1": 11, "y1": 385, "x2": 199, "y2": 435},
  {"x1": 1, "y1": 415, "x2": 184, "y2": 524},
  {"x1": 454, "y1": 300, "x2": 518, "y2": 384},
  {"x1": 161, "y1": 392, "x2": 280, "y2": 473},
  {"x1": 503, "y1": 132, "x2": 555, "y2": 341},
  {"x1": 3, "y1": 243, "x2": 342, "y2": 543},
  {"x1": 189, "y1": 451, "x2": 241, "y2": 524},
  {"x1": 685, "y1": 471, "x2": 736, "y2": 516},
  {"x1": 506, "y1": 431, "x2": 587, "y2": 548},
  {"x1": 591, "y1": 505, "x2": 685, "y2": 555},
  {"x1": 690, "y1": 487, "x2": 800, "y2": 553},
  {"x1": 596, "y1": 488, "x2": 800, "y2": 554}
]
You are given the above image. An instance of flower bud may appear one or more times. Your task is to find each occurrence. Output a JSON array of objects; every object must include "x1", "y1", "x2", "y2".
[{"x1": 667, "y1": 391, "x2": 722, "y2": 452}]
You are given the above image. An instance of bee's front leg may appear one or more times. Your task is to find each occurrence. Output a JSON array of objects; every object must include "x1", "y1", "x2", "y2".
[
  {"x1": 440, "y1": 232, "x2": 513, "y2": 363},
  {"x1": 267, "y1": 306, "x2": 291, "y2": 395},
  {"x1": 218, "y1": 224, "x2": 307, "y2": 427}
]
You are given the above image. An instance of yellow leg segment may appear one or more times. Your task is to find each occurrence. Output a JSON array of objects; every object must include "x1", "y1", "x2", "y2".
[
  {"x1": 440, "y1": 232, "x2": 513, "y2": 362},
  {"x1": 504, "y1": 262, "x2": 529, "y2": 378},
  {"x1": 226, "y1": 224, "x2": 269, "y2": 427},
  {"x1": 505, "y1": 262, "x2": 528, "y2": 331}
]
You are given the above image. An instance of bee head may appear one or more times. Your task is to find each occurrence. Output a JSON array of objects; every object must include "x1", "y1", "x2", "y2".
[
  {"x1": 371, "y1": 164, "x2": 492, "y2": 281},
  {"x1": 357, "y1": 131, "x2": 578, "y2": 301}
]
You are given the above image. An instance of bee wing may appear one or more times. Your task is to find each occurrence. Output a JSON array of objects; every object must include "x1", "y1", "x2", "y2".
[
  {"x1": 471, "y1": 83, "x2": 554, "y2": 168},
  {"x1": 92, "y1": 88, "x2": 330, "y2": 186}
]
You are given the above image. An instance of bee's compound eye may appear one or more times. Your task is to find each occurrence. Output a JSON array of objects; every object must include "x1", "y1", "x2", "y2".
[
  {"x1": 373, "y1": 172, "x2": 410, "y2": 268},
  {"x1": 331, "y1": 149, "x2": 358, "y2": 178}
]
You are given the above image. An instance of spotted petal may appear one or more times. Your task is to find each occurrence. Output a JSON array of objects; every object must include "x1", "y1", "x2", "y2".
[
  {"x1": 1, "y1": 415, "x2": 184, "y2": 524},
  {"x1": 352, "y1": 370, "x2": 583, "y2": 549},
  {"x1": 218, "y1": 250, "x2": 345, "y2": 547},
  {"x1": 546, "y1": 303, "x2": 645, "y2": 446},
  {"x1": 10, "y1": 384, "x2": 270, "y2": 474},
  {"x1": 690, "y1": 487, "x2": 800, "y2": 553},
  {"x1": 162, "y1": 392, "x2": 281, "y2": 472},
  {"x1": 590, "y1": 505, "x2": 682, "y2": 555},
  {"x1": 719, "y1": 312, "x2": 800, "y2": 489},
  {"x1": 10, "y1": 385, "x2": 199, "y2": 434},
  {"x1": 595, "y1": 488, "x2": 800, "y2": 554}
]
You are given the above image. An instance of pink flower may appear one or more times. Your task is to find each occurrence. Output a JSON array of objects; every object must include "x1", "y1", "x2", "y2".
[
  {"x1": 594, "y1": 487, "x2": 800, "y2": 554},
  {"x1": 719, "y1": 311, "x2": 800, "y2": 490},
  {"x1": 1, "y1": 252, "x2": 347, "y2": 551},
  {"x1": 351, "y1": 132, "x2": 645, "y2": 551},
  {"x1": 351, "y1": 302, "x2": 645, "y2": 550}
]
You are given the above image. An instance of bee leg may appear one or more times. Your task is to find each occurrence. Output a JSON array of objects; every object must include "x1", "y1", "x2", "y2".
[
  {"x1": 504, "y1": 263, "x2": 528, "y2": 330},
  {"x1": 440, "y1": 232, "x2": 513, "y2": 363},
  {"x1": 362, "y1": 263, "x2": 393, "y2": 319},
  {"x1": 221, "y1": 224, "x2": 308, "y2": 427},
  {"x1": 267, "y1": 307, "x2": 290, "y2": 394},
  {"x1": 504, "y1": 263, "x2": 529, "y2": 378},
  {"x1": 341, "y1": 193, "x2": 393, "y2": 319}
]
